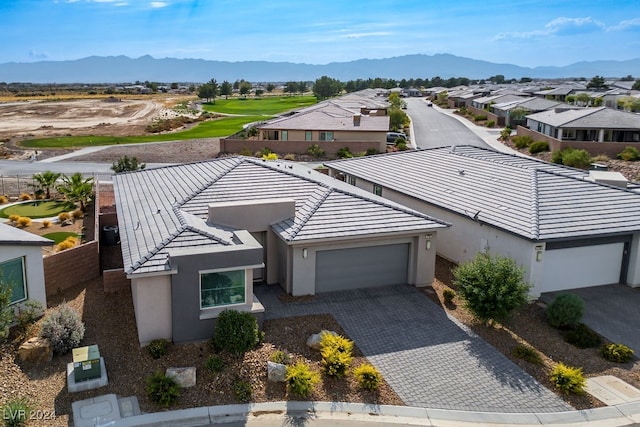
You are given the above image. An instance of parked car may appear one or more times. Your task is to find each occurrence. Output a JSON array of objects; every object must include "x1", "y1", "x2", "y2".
[{"x1": 386, "y1": 131, "x2": 407, "y2": 144}]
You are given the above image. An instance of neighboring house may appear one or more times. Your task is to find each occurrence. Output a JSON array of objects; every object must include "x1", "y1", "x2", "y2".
[
  {"x1": 534, "y1": 85, "x2": 584, "y2": 102},
  {"x1": 113, "y1": 158, "x2": 449, "y2": 345},
  {"x1": 0, "y1": 223, "x2": 52, "y2": 308},
  {"x1": 491, "y1": 97, "x2": 567, "y2": 128},
  {"x1": 326, "y1": 146, "x2": 640, "y2": 298}
]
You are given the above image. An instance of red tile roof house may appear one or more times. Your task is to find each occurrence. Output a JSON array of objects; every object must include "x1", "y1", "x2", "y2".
[{"x1": 112, "y1": 158, "x2": 449, "y2": 345}]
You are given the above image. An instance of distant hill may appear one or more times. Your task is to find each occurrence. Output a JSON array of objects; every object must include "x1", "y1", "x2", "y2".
[{"x1": 0, "y1": 54, "x2": 638, "y2": 84}]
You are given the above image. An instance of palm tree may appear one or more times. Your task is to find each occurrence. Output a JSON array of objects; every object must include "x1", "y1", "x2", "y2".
[
  {"x1": 32, "y1": 171, "x2": 61, "y2": 199},
  {"x1": 57, "y1": 173, "x2": 94, "y2": 212}
]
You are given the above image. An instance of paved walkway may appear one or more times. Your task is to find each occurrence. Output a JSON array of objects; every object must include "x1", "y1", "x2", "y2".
[{"x1": 254, "y1": 284, "x2": 570, "y2": 413}]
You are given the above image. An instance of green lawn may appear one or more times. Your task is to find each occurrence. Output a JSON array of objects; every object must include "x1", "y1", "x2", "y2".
[
  {"x1": 42, "y1": 231, "x2": 80, "y2": 244},
  {"x1": 202, "y1": 96, "x2": 317, "y2": 115},
  {"x1": 0, "y1": 200, "x2": 75, "y2": 219}
]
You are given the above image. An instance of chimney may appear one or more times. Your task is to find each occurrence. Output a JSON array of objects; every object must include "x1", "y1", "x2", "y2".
[{"x1": 353, "y1": 113, "x2": 361, "y2": 127}]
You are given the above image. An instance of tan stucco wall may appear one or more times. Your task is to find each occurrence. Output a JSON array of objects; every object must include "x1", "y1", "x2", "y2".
[
  {"x1": 0, "y1": 245, "x2": 47, "y2": 308},
  {"x1": 131, "y1": 274, "x2": 173, "y2": 345}
]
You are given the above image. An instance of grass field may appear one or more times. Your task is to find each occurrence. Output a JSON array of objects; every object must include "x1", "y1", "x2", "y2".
[
  {"x1": 42, "y1": 231, "x2": 80, "y2": 244},
  {"x1": 0, "y1": 200, "x2": 75, "y2": 219},
  {"x1": 202, "y1": 96, "x2": 316, "y2": 115}
]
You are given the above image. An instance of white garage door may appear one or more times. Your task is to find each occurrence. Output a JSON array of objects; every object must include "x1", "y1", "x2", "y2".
[
  {"x1": 315, "y1": 243, "x2": 409, "y2": 293},
  {"x1": 542, "y1": 242, "x2": 625, "y2": 293}
]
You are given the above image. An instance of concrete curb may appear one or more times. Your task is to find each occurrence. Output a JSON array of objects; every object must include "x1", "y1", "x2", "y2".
[{"x1": 110, "y1": 400, "x2": 640, "y2": 426}]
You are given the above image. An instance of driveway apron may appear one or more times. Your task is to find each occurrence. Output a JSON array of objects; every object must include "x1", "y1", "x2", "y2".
[{"x1": 255, "y1": 284, "x2": 570, "y2": 413}]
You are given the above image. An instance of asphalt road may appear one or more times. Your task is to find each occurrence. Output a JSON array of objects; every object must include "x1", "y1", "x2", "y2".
[{"x1": 404, "y1": 97, "x2": 490, "y2": 149}]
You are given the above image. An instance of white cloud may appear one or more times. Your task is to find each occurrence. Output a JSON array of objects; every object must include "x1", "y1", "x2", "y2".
[
  {"x1": 339, "y1": 31, "x2": 392, "y2": 39},
  {"x1": 149, "y1": 1, "x2": 168, "y2": 7},
  {"x1": 608, "y1": 18, "x2": 640, "y2": 31},
  {"x1": 494, "y1": 17, "x2": 604, "y2": 41}
]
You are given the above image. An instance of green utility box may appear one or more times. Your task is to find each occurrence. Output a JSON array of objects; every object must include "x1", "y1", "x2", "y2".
[{"x1": 72, "y1": 345, "x2": 101, "y2": 382}]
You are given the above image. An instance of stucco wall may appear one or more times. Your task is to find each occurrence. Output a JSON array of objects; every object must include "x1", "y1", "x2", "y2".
[
  {"x1": 0, "y1": 245, "x2": 47, "y2": 308},
  {"x1": 131, "y1": 274, "x2": 173, "y2": 345},
  {"x1": 625, "y1": 233, "x2": 640, "y2": 288},
  {"x1": 220, "y1": 138, "x2": 386, "y2": 156},
  {"x1": 44, "y1": 241, "x2": 99, "y2": 297}
]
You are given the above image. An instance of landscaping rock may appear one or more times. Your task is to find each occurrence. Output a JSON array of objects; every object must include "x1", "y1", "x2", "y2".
[
  {"x1": 166, "y1": 367, "x2": 196, "y2": 388},
  {"x1": 306, "y1": 330, "x2": 337, "y2": 350},
  {"x1": 18, "y1": 337, "x2": 52, "y2": 363},
  {"x1": 267, "y1": 361, "x2": 287, "y2": 382}
]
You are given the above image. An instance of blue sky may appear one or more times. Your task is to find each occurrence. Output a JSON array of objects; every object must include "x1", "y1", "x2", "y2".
[{"x1": 1, "y1": 0, "x2": 639, "y2": 67}]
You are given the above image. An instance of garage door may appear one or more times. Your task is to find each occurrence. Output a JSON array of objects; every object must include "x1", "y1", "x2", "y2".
[
  {"x1": 542, "y1": 242, "x2": 625, "y2": 293},
  {"x1": 315, "y1": 243, "x2": 409, "y2": 293}
]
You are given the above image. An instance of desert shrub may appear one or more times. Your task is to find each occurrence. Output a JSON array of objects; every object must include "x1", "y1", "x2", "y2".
[
  {"x1": 307, "y1": 144, "x2": 325, "y2": 159},
  {"x1": 71, "y1": 208, "x2": 84, "y2": 219},
  {"x1": 238, "y1": 147, "x2": 252, "y2": 157},
  {"x1": 1, "y1": 397, "x2": 31, "y2": 427},
  {"x1": 591, "y1": 154, "x2": 609, "y2": 163},
  {"x1": 57, "y1": 236, "x2": 78, "y2": 251},
  {"x1": 42, "y1": 219, "x2": 51, "y2": 228},
  {"x1": 512, "y1": 344, "x2": 543, "y2": 365},
  {"x1": 269, "y1": 349, "x2": 291, "y2": 365},
  {"x1": 550, "y1": 150, "x2": 564, "y2": 164},
  {"x1": 16, "y1": 217, "x2": 31, "y2": 227},
  {"x1": 205, "y1": 355, "x2": 226, "y2": 373},
  {"x1": 442, "y1": 288, "x2": 456, "y2": 304},
  {"x1": 336, "y1": 147, "x2": 353, "y2": 159},
  {"x1": 233, "y1": 378, "x2": 253, "y2": 402},
  {"x1": 259, "y1": 147, "x2": 273, "y2": 157},
  {"x1": 512, "y1": 135, "x2": 534, "y2": 149},
  {"x1": 320, "y1": 333, "x2": 354, "y2": 379},
  {"x1": 453, "y1": 252, "x2": 530, "y2": 325},
  {"x1": 246, "y1": 126, "x2": 258, "y2": 137},
  {"x1": 146, "y1": 371, "x2": 180, "y2": 407},
  {"x1": 396, "y1": 141, "x2": 409, "y2": 151},
  {"x1": 147, "y1": 338, "x2": 169, "y2": 359},
  {"x1": 499, "y1": 127, "x2": 512, "y2": 141},
  {"x1": 18, "y1": 193, "x2": 31, "y2": 201},
  {"x1": 529, "y1": 141, "x2": 550, "y2": 154},
  {"x1": 0, "y1": 195, "x2": 8, "y2": 204},
  {"x1": 211, "y1": 310, "x2": 262, "y2": 355},
  {"x1": 365, "y1": 148, "x2": 379, "y2": 156},
  {"x1": 353, "y1": 363, "x2": 382, "y2": 391},
  {"x1": 563, "y1": 324, "x2": 602, "y2": 349},
  {"x1": 0, "y1": 281, "x2": 13, "y2": 343},
  {"x1": 39, "y1": 302, "x2": 85, "y2": 355},
  {"x1": 562, "y1": 148, "x2": 591, "y2": 168},
  {"x1": 617, "y1": 146, "x2": 640, "y2": 161},
  {"x1": 546, "y1": 293, "x2": 584, "y2": 328},
  {"x1": 15, "y1": 299, "x2": 44, "y2": 331},
  {"x1": 473, "y1": 114, "x2": 487, "y2": 122},
  {"x1": 58, "y1": 212, "x2": 71, "y2": 222},
  {"x1": 549, "y1": 363, "x2": 585, "y2": 395},
  {"x1": 486, "y1": 120, "x2": 495, "y2": 128},
  {"x1": 286, "y1": 361, "x2": 320, "y2": 398},
  {"x1": 8, "y1": 214, "x2": 20, "y2": 223},
  {"x1": 283, "y1": 153, "x2": 296, "y2": 161},
  {"x1": 262, "y1": 152, "x2": 279, "y2": 160},
  {"x1": 600, "y1": 343, "x2": 635, "y2": 363}
]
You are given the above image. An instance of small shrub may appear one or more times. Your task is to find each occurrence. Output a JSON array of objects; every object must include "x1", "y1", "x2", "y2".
[
  {"x1": 396, "y1": 141, "x2": 409, "y2": 151},
  {"x1": 205, "y1": 355, "x2": 226, "y2": 373},
  {"x1": 560, "y1": 148, "x2": 591, "y2": 169},
  {"x1": 146, "y1": 371, "x2": 180, "y2": 407},
  {"x1": 238, "y1": 147, "x2": 252, "y2": 157},
  {"x1": 57, "y1": 236, "x2": 78, "y2": 251},
  {"x1": 259, "y1": 147, "x2": 273, "y2": 157},
  {"x1": 512, "y1": 344, "x2": 543, "y2": 365},
  {"x1": 211, "y1": 310, "x2": 261, "y2": 355},
  {"x1": 353, "y1": 363, "x2": 382, "y2": 391},
  {"x1": 58, "y1": 212, "x2": 71, "y2": 222},
  {"x1": 546, "y1": 293, "x2": 584, "y2": 328},
  {"x1": 307, "y1": 144, "x2": 325, "y2": 159},
  {"x1": 485, "y1": 120, "x2": 495, "y2": 128},
  {"x1": 600, "y1": 343, "x2": 635, "y2": 363},
  {"x1": 1, "y1": 397, "x2": 31, "y2": 427},
  {"x1": 286, "y1": 361, "x2": 320, "y2": 398},
  {"x1": 591, "y1": 154, "x2": 609, "y2": 163},
  {"x1": 262, "y1": 152, "x2": 279, "y2": 160},
  {"x1": 336, "y1": 147, "x2": 353, "y2": 159},
  {"x1": 512, "y1": 135, "x2": 534, "y2": 149},
  {"x1": 269, "y1": 349, "x2": 291, "y2": 365},
  {"x1": 320, "y1": 333, "x2": 354, "y2": 379},
  {"x1": 442, "y1": 288, "x2": 456, "y2": 304},
  {"x1": 0, "y1": 195, "x2": 8, "y2": 204},
  {"x1": 499, "y1": 127, "x2": 512, "y2": 141},
  {"x1": 551, "y1": 150, "x2": 564, "y2": 164},
  {"x1": 8, "y1": 214, "x2": 20, "y2": 223},
  {"x1": 563, "y1": 323, "x2": 602, "y2": 349},
  {"x1": 15, "y1": 300, "x2": 44, "y2": 331},
  {"x1": 42, "y1": 219, "x2": 51, "y2": 228},
  {"x1": 549, "y1": 363, "x2": 585, "y2": 395},
  {"x1": 147, "y1": 338, "x2": 169, "y2": 359},
  {"x1": 39, "y1": 302, "x2": 85, "y2": 355},
  {"x1": 233, "y1": 378, "x2": 253, "y2": 402},
  {"x1": 365, "y1": 148, "x2": 379, "y2": 156},
  {"x1": 71, "y1": 208, "x2": 84, "y2": 219},
  {"x1": 283, "y1": 153, "x2": 296, "y2": 161},
  {"x1": 16, "y1": 217, "x2": 31, "y2": 227},
  {"x1": 473, "y1": 114, "x2": 487, "y2": 122},
  {"x1": 19, "y1": 193, "x2": 31, "y2": 201},
  {"x1": 529, "y1": 141, "x2": 550, "y2": 154},
  {"x1": 617, "y1": 146, "x2": 640, "y2": 161}
]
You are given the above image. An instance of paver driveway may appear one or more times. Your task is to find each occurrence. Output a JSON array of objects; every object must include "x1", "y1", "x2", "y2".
[{"x1": 255, "y1": 284, "x2": 570, "y2": 413}]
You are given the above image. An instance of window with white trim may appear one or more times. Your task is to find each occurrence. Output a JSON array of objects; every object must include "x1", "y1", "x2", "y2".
[
  {"x1": 347, "y1": 175, "x2": 356, "y2": 186},
  {"x1": 200, "y1": 269, "x2": 246, "y2": 308},
  {"x1": 0, "y1": 257, "x2": 27, "y2": 305},
  {"x1": 319, "y1": 131, "x2": 333, "y2": 141},
  {"x1": 562, "y1": 129, "x2": 576, "y2": 139}
]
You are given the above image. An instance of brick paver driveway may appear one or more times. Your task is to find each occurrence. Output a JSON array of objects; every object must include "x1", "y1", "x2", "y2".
[{"x1": 255, "y1": 284, "x2": 570, "y2": 413}]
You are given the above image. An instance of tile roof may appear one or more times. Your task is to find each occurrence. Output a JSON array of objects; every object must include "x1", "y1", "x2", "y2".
[
  {"x1": 326, "y1": 146, "x2": 640, "y2": 242},
  {"x1": 113, "y1": 158, "x2": 448, "y2": 275},
  {"x1": 0, "y1": 222, "x2": 54, "y2": 246},
  {"x1": 527, "y1": 107, "x2": 640, "y2": 129}
]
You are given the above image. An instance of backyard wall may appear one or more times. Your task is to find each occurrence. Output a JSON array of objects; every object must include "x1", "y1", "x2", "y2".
[
  {"x1": 43, "y1": 240, "x2": 100, "y2": 297},
  {"x1": 220, "y1": 138, "x2": 386, "y2": 156},
  {"x1": 103, "y1": 268, "x2": 130, "y2": 293}
]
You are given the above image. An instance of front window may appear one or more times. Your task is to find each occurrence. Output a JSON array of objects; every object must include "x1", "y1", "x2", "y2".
[
  {"x1": 200, "y1": 269, "x2": 245, "y2": 308},
  {"x1": 0, "y1": 257, "x2": 27, "y2": 305},
  {"x1": 373, "y1": 184, "x2": 382, "y2": 196},
  {"x1": 562, "y1": 129, "x2": 576, "y2": 139},
  {"x1": 305, "y1": 131, "x2": 312, "y2": 141},
  {"x1": 319, "y1": 131, "x2": 333, "y2": 141},
  {"x1": 281, "y1": 130, "x2": 288, "y2": 141},
  {"x1": 347, "y1": 175, "x2": 356, "y2": 186}
]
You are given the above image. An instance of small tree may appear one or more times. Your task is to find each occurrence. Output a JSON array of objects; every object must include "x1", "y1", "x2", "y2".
[
  {"x1": 453, "y1": 252, "x2": 530, "y2": 325},
  {"x1": 111, "y1": 156, "x2": 146, "y2": 173},
  {"x1": 32, "y1": 171, "x2": 61, "y2": 199},
  {"x1": 0, "y1": 279, "x2": 14, "y2": 343}
]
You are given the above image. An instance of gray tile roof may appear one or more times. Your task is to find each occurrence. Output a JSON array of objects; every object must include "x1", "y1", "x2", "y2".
[
  {"x1": 326, "y1": 146, "x2": 640, "y2": 241},
  {"x1": 0, "y1": 222, "x2": 54, "y2": 246},
  {"x1": 527, "y1": 107, "x2": 640, "y2": 129},
  {"x1": 113, "y1": 158, "x2": 449, "y2": 275}
]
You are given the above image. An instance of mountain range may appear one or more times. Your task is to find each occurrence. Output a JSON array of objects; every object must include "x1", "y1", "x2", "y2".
[{"x1": 0, "y1": 54, "x2": 638, "y2": 84}]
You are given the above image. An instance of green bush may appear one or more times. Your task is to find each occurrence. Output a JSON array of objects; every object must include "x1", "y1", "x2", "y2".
[
  {"x1": 320, "y1": 333, "x2": 354, "y2": 379},
  {"x1": 365, "y1": 148, "x2": 379, "y2": 156},
  {"x1": 551, "y1": 150, "x2": 564, "y2": 164},
  {"x1": 549, "y1": 363, "x2": 585, "y2": 395},
  {"x1": 453, "y1": 252, "x2": 530, "y2": 325},
  {"x1": 529, "y1": 141, "x2": 550, "y2": 154},
  {"x1": 617, "y1": 146, "x2": 640, "y2": 161},
  {"x1": 307, "y1": 144, "x2": 325, "y2": 159},
  {"x1": 442, "y1": 288, "x2": 456, "y2": 304},
  {"x1": 512, "y1": 344, "x2": 543, "y2": 365},
  {"x1": 512, "y1": 135, "x2": 534, "y2": 149},
  {"x1": 269, "y1": 349, "x2": 291, "y2": 365},
  {"x1": 286, "y1": 361, "x2": 320, "y2": 398},
  {"x1": 336, "y1": 147, "x2": 353, "y2": 159},
  {"x1": 147, "y1": 339, "x2": 169, "y2": 359},
  {"x1": 485, "y1": 120, "x2": 495, "y2": 128},
  {"x1": 1, "y1": 397, "x2": 30, "y2": 427},
  {"x1": 205, "y1": 355, "x2": 226, "y2": 373},
  {"x1": 563, "y1": 324, "x2": 602, "y2": 349},
  {"x1": 600, "y1": 343, "x2": 635, "y2": 363},
  {"x1": 211, "y1": 310, "x2": 262, "y2": 355},
  {"x1": 562, "y1": 148, "x2": 591, "y2": 168},
  {"x1": 546, "y1": 293, "x2": 584, "y2": 328},
  {"x1": 233, "y1": 378, "x2": 253, "y2": 402},
  {"x1": 500, "y1": 127, "x2": 512, "y2": 141},
  {"x1": 353, "y1": 363, "x2": 382, "y2": 391},
  {"x1": 146, "y1": 371, "x2": 180, "y2": 407},
  {"x1": 0, "y1": 281, "x2": 14, "y2": 343},
  {"x1": 39, "y1": 302, "x2": 85, "y2": 355},
  {"x1": 473, "y1": 114, "x2": 487, "y2": 122}
]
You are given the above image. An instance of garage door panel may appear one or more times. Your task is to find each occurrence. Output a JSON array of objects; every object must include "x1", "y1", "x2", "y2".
[
  {"x1": 542, "y1": 243, "x2": 624, "y2": 292},
  {"x1": 316, "y1": 244, "x2": 409, "y2": 293}
]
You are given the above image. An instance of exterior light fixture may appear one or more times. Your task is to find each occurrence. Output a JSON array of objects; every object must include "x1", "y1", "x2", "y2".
[
  {"x1": 302, "y1": 248, "x2": 308, "y2": 259},
  {"x1": 425, "y1": 234, "x2": 433, "y2": 251},
  {"x1": 535, "y1": 245, "x2": 544, "y2": 262}
]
